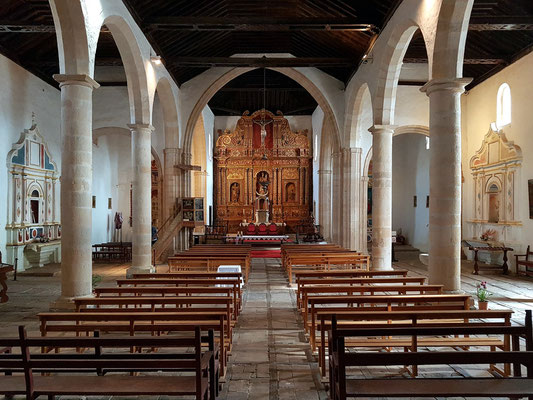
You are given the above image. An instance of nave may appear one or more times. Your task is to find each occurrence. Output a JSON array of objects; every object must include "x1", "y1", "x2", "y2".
[{"x1": 1, "y1": 248, "x2": 532, "y2": 399}]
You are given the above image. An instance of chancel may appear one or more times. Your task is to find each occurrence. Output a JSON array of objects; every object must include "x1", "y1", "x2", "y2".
[{"x1": 0, "y1": 1, "x2": 533, "y2": 399}]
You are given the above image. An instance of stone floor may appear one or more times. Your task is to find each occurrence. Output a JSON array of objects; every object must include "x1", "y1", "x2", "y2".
[{"x1": 1, "y1": 252, "x2": 533, "y2": 399}]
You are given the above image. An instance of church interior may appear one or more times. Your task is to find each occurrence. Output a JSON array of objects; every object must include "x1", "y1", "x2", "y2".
[{"x1": 0, "y1": 0, "x2": 533, "y2": 399}]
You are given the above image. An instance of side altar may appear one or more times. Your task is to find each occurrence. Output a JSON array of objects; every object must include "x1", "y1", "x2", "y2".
[{"x1": 214, "y1": 109, "x2": 312, "y2": 233}]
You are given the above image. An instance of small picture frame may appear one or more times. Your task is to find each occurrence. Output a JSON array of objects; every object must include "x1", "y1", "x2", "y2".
[
  {"x1": 426, "y1": 195, "x2": 430, "y2": 208},
  {"x1": 194, "y1": 198, "x2": 204, "y2": 210},
  {"x1": 413, "y1": 196, "x2": 417, "y2": 207},
  {"x1": 92, "y1": 196, "x2": 96, "y2": 209},
  {"x1": 195, "y1": 210, "x2": 204, "y2": 222},
  {"x1": 529, "y1": 180, "x2": 533, "y2": 219},
  {"x1": 108, "y1": 198, "x2": 112, "y2": 210}
]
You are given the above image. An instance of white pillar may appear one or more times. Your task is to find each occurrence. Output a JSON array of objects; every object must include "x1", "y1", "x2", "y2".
[
  {"x1": 52, "y1": 74, "x2": 99, "y2": 308},
  {"x1": 127, "y1": 124, "x2": 155, "y2": 276},
  {"x1": 342, "y1": 148, "x2": 362, "y2": 250},
  {"x1": 318, "y1": 169, "x2": 332, "y2": 241},
  {"x1": 369, "y1": 125, "x2": 395, "y2": 270},
  {"x1": 331, "y1": 152, "x2": 343, "y2": 245},
  {"x1": 421, "y1": 78, "x2": 471, "y2": 292},
  {"x1": 163, "y1": 148, "x2": 179, "y2": 220}
]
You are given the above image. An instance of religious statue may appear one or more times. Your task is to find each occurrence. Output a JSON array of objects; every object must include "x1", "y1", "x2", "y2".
[
  {"x1": 286, "y1": 182, "x2": 296, "y2": 203},
  {"x1": 253, "y1": 116, "x2": 273, "y2": 147},
  {"x1": 230, "y1": 182, "x2": 240, "y2": 203}
]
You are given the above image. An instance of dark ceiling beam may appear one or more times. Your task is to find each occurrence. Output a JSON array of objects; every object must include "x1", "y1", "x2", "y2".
[
  {"x1": 147, "y1": 17, "x2": 378, "y2": 32},
  {"x1": 167, "y1": 57, "x2": 357, "y2": 68},
  {"x1": 468, "y1": 16, "x2": 533, "y2": 31},
  {"x1": 218, "y1": 87, "x2": 307, "y2": 92},
  {"x1": 208, "y1": 106, "x2": 244, "y2": 115},
  {"x1": 403, "y1": 58, "x2": 506, "y2": 65}
]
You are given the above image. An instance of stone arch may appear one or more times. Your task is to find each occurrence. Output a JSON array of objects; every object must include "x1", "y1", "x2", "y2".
[
  {"x1": 49, "y1": 0, "x2": 91, "y2": 75},
  {"x1": 184, "y1": 67, "x2": 341, "y2": 155},
  {"x1": 373, "y1": 24, "x2": 430, "y2": 125},
  {"x1": 345, "y1": 83, "x2": 372, "y2": 147},
  {"x1": 433, "y1": 0, "x2": 475, "y2": 79},
  {"x1": 154, "y1": 77, "x2": 180, "y2": 148},
  {"x1": 98, "y1": 15, "x2": 151, "y2": 124},
  {"x1": 394, "y1": 125, "x2": 430, "y2": 137}
]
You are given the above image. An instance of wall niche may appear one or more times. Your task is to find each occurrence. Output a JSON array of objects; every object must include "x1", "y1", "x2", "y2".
[{"x1": 467, "y1": 126, "x2": 522, "y2": 244}]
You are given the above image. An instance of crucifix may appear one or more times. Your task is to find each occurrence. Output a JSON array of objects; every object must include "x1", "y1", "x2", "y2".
[{"x1": 253, "y1": 117, "x2": 273, "y2": 147}]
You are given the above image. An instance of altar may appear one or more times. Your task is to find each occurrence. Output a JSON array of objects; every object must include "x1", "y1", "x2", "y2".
[{"x1": 214, "y1": 109, "x2": 312, "y2": 233}]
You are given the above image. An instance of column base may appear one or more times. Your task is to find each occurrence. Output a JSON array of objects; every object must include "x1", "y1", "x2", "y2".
[
  {"x1": 126, "y1": 265, "x2": 155, "y2": 278},
  {"x1": 50, "y1": 293, "x2": 93, "y2": 311}
]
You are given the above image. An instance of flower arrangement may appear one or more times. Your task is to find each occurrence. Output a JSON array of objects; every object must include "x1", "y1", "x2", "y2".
[
  {"x1": 480, "y1": 229, "x2": 497, "y2": 241},
  {"x1": 476, "y1": 281, "x2": 492, "y2": 302}
]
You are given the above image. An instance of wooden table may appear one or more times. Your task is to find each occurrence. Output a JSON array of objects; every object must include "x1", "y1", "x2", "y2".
[
  {"x1": 466, "y1": 244, "x2": 513, "y2": 275},
  {"x1": 0, "y1": 265, "x2": 14, "y2": 303}
]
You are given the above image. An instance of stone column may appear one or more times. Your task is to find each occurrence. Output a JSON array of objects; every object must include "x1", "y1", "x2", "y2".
[
  {"x1": 369, "y1": 125, "x2": 395, "y2": 270},
  {"x1": 163, "y1": 148, "x2": 179, "y2": 220},
  {"x1": 421, "y1": 78, "x2": 471, "y2": 292},
  {"x1": 318, "y1": 169, "x2": 332, "y2": 241},
  {"x1": 342, "y1": 148, "x2": 362, "y2": 250},
  {"x1": 331, "y1": 152, "x2": 343, "y2": 244},
  {"x1": 127, "y1": 124, "x2": 155, "y2": 277},
  {"x1": 360, "y1": 176, "x2": 369, "y2": 252},
  {"x1": 52, "y1": 74, "x2": 99, "y2": 308}
]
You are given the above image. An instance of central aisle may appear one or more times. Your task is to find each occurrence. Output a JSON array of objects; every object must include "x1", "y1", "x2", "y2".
[{"x1": 221, "y1": 257, "x2": 327, "y2": 400}]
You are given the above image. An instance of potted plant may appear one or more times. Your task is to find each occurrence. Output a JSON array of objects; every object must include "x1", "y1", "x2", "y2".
[
  {"x1": 476, "y1": 281, "x2": 491, "y2": 310},
  {"x1": 92, "y1": 274, "x2": 102, "y2": 291}
]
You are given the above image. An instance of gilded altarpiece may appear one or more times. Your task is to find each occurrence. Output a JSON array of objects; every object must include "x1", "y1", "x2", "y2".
[{"x1": 215, "y1": 110, "x2": 312, "y2": 232}]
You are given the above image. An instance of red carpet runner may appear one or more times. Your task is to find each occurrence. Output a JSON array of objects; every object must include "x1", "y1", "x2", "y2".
[{"x1": 250, "y1": 250, "x2": 281, "y2": 258}]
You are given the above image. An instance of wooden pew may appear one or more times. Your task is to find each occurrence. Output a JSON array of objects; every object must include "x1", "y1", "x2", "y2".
[
  {"x1": 296, "y1": 276, "x2": 427, "y2": 309},
  {"x1": 299, "y1": 284, "x2": 443, "y2": 314},
  {"x1": 316, "y1": 309, "x2": 514, "y2": 377},
  {"x1": 515, "y1": 245, "x2": 533, "y2": 276},
  {"x1": 294, "y1": 269, "x2": 409, "y2": 282},
  {"x1": 306, "y1": 294, "x2": 472, "y2": 349},
  {"x1": 74, "y1": 296, "x2": 235, "y2": 340},
  {"x1": 285, "y1": 254, "x2": 370, "y2": 284},
  {"x1": 108, "y1": 280, "x2": 242, "y2": 316},
  {"x1": 0, "y1": 326, "x2": 216, "y2": 400},
  {"x1": 38, "y1": 310, "x2": 230, "y2": 375},
  {"x1": 168, "y1": 255, "x2": 250, "y2": 283},
  {"x1": 328, "y1": 311, "x2": 533, "y2": 400}
]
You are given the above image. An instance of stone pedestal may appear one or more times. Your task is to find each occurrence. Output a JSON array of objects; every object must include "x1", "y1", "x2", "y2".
[
  {"x1": 421, "y1": 78, "x2": 471, "y2": 291},
  {"x1": 318, "y1": 170, "x2": 332, "y2": 241},
  {"x1": 369, "y1": 125, "x2": 395, "y2": 270},
  {"x1": 127, "y1": 124, "x2": 155, "y2": 277},
  {"x1": 52, "y1": 74, "x2": 99, "y2": 308}
]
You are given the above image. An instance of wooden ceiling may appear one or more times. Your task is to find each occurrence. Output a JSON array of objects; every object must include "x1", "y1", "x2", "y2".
[{"x1": 0, "y1": 0, "x2": 532, "y2": 115}]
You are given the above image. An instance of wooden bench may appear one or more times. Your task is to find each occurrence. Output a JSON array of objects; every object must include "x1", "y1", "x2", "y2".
[
  {"x1": 315, "y1": 309, "x2": 514, "y2": 377},
  {"x1": 74, "y1": 295, "x2": 235, "y2": 339},
  {"x1": 0, "y1": 326, "x2": 216, "y2": 400},
  {"x1": 111, "y1": 280, "x2": 242, "y2": 316},
  {"x1": 296, "y1": 276, "x2": 427, "y2": 309},
  {"x1": 294, "y1": 269, "x2": 408, "y2": 282},
  {"x1": 306, "y1": 294, "x2": 472, "y2": 349},
  {"x1": 299, "y1": 284, "x2": 443, "y2": 315},
  {"x1": 328, "y1": 310, "x2": 533, "y2": 400},
  {"x1": 515, "y1": 245, "x2": 533, "y2": 277},
  {"x1": 168, "y1": 255, "x2": 250, "y2": 283},
  {"x1": 285, "y1": 253, "x2": 370, "y2": 284},
  {"x1": 38, "y1": 310, "x2": 230, "y2": 375},
  {"x1": 0, "y1": 265, "x2": 14, "y2": 303}
]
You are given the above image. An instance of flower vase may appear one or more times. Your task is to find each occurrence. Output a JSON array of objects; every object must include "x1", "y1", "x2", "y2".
[{"x1": 478, "y1": 301, "x2": 488, "y2": 310}]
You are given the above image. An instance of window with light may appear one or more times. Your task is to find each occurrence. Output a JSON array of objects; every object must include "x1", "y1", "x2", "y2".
[{"x1": 496, "y1": 83, "x2": 511, "y2": 128}]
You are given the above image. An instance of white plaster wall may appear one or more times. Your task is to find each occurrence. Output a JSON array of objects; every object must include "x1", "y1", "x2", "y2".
[
  {"x1": 462, "y1": 51, "x2": 533, "y2": 252},
  {"x1": 311, "y1": 106, "x2": 324, "y2": 222},
  {"x1": 93, "y1": 87, "x2": 130, "y2": 130},
  {"x1": 0, "y1": 54, "x2": 61, "y2": 257},
  {"x1": 394, "y1": 86, "x2": 429, "y2": 127},
  {"x1": 151, "y1": 94, "x2": 166, "y2": 160},
  {"x1": 202, "y1": 106, "x2": 215, "y2": 224},
  {"x1": 392, "y1": 133, "x2": 430, "y2": 252},
  {"x1": 357, "y1": 89, "x2": 373, "y2": 172}
]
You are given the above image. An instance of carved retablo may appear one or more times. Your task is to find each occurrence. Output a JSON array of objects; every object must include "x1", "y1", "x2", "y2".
[{"x1": 214, "y1": 109, "x2": 312, "y2": 232}]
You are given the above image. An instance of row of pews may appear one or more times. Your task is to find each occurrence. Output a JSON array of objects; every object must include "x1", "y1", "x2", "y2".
[
  {"x1": 0, "y1": 249, "x2": 247, "y2": 399},
  {"x1": 168, "y1": 244, "x2": 252, "y2": 283},
  {"x1": 288, "y1": 243, "x2": 533, "y2": 399}
]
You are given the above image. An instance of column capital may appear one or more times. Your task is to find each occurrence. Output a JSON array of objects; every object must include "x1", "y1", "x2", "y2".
[
  {"x1": 341, "y1": 147, "x2": 362, "y2": 155},
  {"x1": 318, "y1": 169, "x2": 332, "y2": 175},
  {"x1": 420, "y1": 78, "x2": 473, "y2": 96},
  {"x1": 163, "y1": 147, "x2": 180, "y2": 155},
  {"x1": 369, "y1": 125, "x2": 397, "y2": 135},
  {"x1": 53, "y1": 74, "x2": 99, "y2": 89},
  {"x1": 127, "y1": 123, "x2": 155, "y2": 133}
]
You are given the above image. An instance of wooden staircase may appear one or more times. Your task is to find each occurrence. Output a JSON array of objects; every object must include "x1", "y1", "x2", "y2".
[{"x1": 153, "y1": 205, "x2": 184, "y2": 264}]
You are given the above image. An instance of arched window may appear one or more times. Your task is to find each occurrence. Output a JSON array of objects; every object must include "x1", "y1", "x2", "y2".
[{"x1": 496, "y1": 83, "x2": 511, "y2": 128}]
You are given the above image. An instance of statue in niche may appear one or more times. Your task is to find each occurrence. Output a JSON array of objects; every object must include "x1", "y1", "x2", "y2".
[
  {"x1": 230, "y1": 182, "x2": 240, "y2": 203},
  {"x1": 487, "y1": 183, "x2": 500, "y2": 223},
  {"x1": 286, "y1": 182, "x2": 296, "y2": 203},
  {"x1": 256, "y1": 171, "x2": 270, "y2": 196}
]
